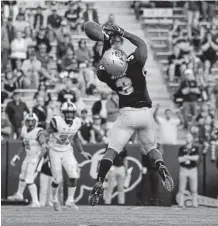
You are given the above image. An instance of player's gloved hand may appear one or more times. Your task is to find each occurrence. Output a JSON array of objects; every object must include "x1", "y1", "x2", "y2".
[
  {"x1": 81, "y1": 151, "x2": 92, "y2": 160},
  {"x1": 39, "y1": 143, "x2": 49, "y2": 159},
  {"x1": 11, "y1": 155, "x2": 20, "y2": 166},
  {"x1": 103, "y1": 23, "x2": 125, "y2": 37}
]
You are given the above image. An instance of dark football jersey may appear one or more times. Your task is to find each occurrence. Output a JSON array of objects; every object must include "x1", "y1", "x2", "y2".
[{"x1": 97, "y1": 53, "x2": 152, "y2": 109}]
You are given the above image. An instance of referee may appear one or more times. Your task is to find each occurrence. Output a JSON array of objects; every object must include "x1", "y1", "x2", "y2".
[{"x1": 178, "y1": 133, "x2": 200, "y2": 208}]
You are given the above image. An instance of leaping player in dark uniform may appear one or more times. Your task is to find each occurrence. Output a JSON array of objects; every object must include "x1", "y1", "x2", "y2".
[{"x1": 88, "y1": 24, "x2": 174, "y2": 206}]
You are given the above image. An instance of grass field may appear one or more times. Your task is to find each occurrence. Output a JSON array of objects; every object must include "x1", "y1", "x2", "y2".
[{"x1": 2, "y1": 205, "x2": 218, "y2": 226}]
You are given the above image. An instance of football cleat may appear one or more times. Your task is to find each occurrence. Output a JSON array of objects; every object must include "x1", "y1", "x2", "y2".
[
  {"x1": 7, "y1": 193, "x2": 24, "y2": 201},
  {"x1": 158, "y1": 165, "x2": 174, "y2": 192},
  {"x1": 29, "y1": 202, "x2": 41, "y2": 208},
  {"x1": 88, "y1": 182, "x2": 103, "y2": 206},
  {"x1": 65, "y1": 199, "x2": 79, "y2": 211},
  {"x1": 53, "y1": 201, "x2": 62, "y2": 211}
]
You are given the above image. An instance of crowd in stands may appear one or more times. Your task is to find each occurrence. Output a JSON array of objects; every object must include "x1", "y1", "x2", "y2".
[
  {"x1": 1, "y1": 0, "x2": 121, "y2": 143},
  {"x1": 132, "y1": 1, "x2": 218, "y2": 155}
]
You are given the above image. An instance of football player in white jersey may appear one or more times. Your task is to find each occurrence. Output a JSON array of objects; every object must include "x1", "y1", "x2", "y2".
[
  {"x1": 46, "y1": 101, "x2": 91, "y2": 211},
  {"x1": 8, "y1": 113, "x2": 49, "y2": 207}
]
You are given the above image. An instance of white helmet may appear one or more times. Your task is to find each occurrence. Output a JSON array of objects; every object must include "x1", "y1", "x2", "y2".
[
  {"x1": 102, "y1": 48, "x2": 128, "y2": 79},
  {"x1": 60, "y1": 101, "x2": 77, "y2": 123},
  {"x1": 25, "y1": 113, "x2": 38, "y2": 130}
]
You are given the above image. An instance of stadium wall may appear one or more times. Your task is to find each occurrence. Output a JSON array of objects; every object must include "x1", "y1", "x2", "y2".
[{"x1": 1, "y1": 141, "x2": 218, "y2": 205}]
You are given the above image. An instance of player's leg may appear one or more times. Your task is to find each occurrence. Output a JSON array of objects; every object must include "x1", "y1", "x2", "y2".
[
  {"x1": 49, "y1": 149, "x2": 63, "y2": 211},
  {"x1": 116, "y1": 166, "x2": 125, "y2": 204},
  {"x1": 89, "y1": 112, "x2": 134, "y2": 206},
  {"x1": 39, "y1": 172, "x2": 50, "y2": 206},
  {"x1": 25, "y1": 158, "x2": 43, "y2": 207},
  {"x1": 189, "y1": 168, "x2": 198, "y2": 208},
  {"x1": 137, "y1": 108, "x2": 174, "y2": 192},
  {"x1": 62, "y1": 149, "x2": 79, "y2": 210},
  {"x1": 178, "y1": 167, "x2": 188, "y2": 208},
  {"x1": 8, "y1": 157, "x2": 28, "y2": 201}
]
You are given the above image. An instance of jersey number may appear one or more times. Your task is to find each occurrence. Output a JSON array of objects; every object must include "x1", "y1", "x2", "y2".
[
  {"x1": 56, "y1": 135, "x2": 74, "y2": 145},
  {"x1": 24, "y1": 140, "x2": 30, "y2": 150},
  {"x1": 115, "y1": 77, "x2": 134, "y2": 95}
]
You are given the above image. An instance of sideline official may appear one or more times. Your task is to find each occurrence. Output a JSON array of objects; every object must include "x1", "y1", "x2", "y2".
[{"x1": 178, "y1": 133, "x2": 200, "y2": 208}]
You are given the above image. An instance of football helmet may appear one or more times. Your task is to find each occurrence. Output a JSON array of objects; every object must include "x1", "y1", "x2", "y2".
[
  {"x1": 102, "y1": 48, "x2": 128, "y2": 79},
  {"x1": 25, "y1": 113, "x2": 38, "y2": 130},
  {"x1": 60, "y1": 101, "x2": 77, "y2": 123}
]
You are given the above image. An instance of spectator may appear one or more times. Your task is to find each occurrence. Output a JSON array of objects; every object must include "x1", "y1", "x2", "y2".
[
  {"x1": 55, "y1": 20, "x2": 71, "y2": 43},
  {"x1": 4, "y1": 65, "x2": 18, "y2": 94},
  {"x1": 6, "y1": 90, "x2": 29, "y2": 139},
  {"x1": 58, "y1": 78, "x2": 76, "y2": 104},
  {"x1": 3, "y1": 1, "x2": 19, "y2": 22},
  {"x1": 78, "y1": 109, "x2": 95, "y2": 144},
  {"x1": 13, "y1": 59, "x2": 25, "y2": 88},
  {"x1": 36, "y1": 42, "x2": 49, "y2": 69},
  {"x1": 6, "y1": 16, "x2": 15, "y2": 43},
  {"x1": 1, "y1": 77, "x2": 9, "y2": 104},
  {"x1": 92, "y1": 91, "x2": 108, "y2": 125},
  {"x1": 167, "y1": 45, "x2": 184, "y2": 82},
  {"x1": 201, "y1": 32, "x2": 218, "y2": 74},
  {"x1": 93, "y1": 41, "x2": 103, "y2": 67},
  {"x1": 34, "y1": 83, "x2": 51, "y2": 106},
  {"x1": 75, "y1": 39, "x2": 92, "y2": 65},
  {"x1": 47, "y1": 29, "x2": 58, "y2": 56},
  {"x1": 13, "y1": 13, "x2": 30, "y2": 34},
  {"x1": 106, "y1": 13, "x2": 115, "y2": 25},
  {"x1": 60, "y1": 47, "x2": 77, "y2": 72},
  {"x1": 22, "y1": 51, "x2": 41, "y2": 88},
  {"x1": 46, "y1": 95, "x2": 61, "y2": 124},
  {"x1": 46, "y1": 55, "x2": 59, "y2": 87},
  {"x1": 1, "y1": 107, "x2": 12, "y2": 140},
  {"x1": 73, "y1": 90, "x2": 86, "y2": 114},
  {"x1": 47, "y1": 7, "x2": 62, "y2": 31},
  {"x1": 153, "y1": 104, "x2": 182, "y2": 145},
  {"x1": 83, "y1": 3, "x2": 99, "y2": 24},
  {"x1": 1, "y1": 20, "x2": 10, "y2": 70},
  {"x1": 10, "y1": 30, "x2": 27, "y2": 63},
  {"x1": 34, "y1": 6, "x2": 44, "y2": 31},
  {"x1": 57, "y1": 34, "x2": 74, "y2": 59},
  {"x1": 180, "y1": 69, "x2": 201, "y2": 129},
  {"x1": 92, "y1": 114, "x2": 107, "y2": 144},
  {"x1": 33, "y1": 95, "x2": 47, "y2": 129},
  {"x1": 65, "y1": 1, "x2": 82, "y2": 34},
  {"x1": 177, "y1": 133, "x2": 199, "y2": 208},
  {"x1": 106, "y1": 91, "x2": 119, "y2": 132},
  {"x1": 24, "y1": 27, "x2": 36, "y2": 48},
  {"x1": 36, "y1": 27, "x2": 51, "y2": 52}
]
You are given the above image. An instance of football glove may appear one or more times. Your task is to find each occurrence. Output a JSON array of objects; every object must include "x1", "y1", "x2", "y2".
[
  {"x1": 103, "y1": 24, "x2": 125, "y2": 37},
  {"x1": 11, "y1": 155, "x2": 20, "y2": 166}
]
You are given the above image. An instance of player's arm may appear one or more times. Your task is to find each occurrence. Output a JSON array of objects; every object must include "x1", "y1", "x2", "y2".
[
  {"x1": 37, "y1": 129, "x2": 50, "y2": 159},
  {"x1": 186, "y1": 147, "x2": 199, "y2": 162},
  {"x1": 178, "y1": 147, "x2": 188, "y2": 163},
  {"x1": 153, "y1": 104, "x2": 160, "y2": 124},
  {"x1": 103, "y1": 24, "x2": 147, "y2": 67},
  {"x1": 10, "y1": 140, "x2": 25, "y2": 166},
  {"x1": 101, "y1": 33, "x2": 112, "y2": 56},
  {"x1": 123, "y1": 148, "x2": 128, "y2": 175},
  {"x1": 72, "y1": 132, "x2": 92, "y2": 160}
]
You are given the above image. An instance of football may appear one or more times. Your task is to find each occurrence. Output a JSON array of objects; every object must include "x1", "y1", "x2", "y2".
[{"x1": 84, "y1": 21, "x2": 104, "y2": 41}]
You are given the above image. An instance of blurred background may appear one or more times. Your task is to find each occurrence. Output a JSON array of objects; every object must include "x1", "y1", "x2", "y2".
[{"x1": 1, "y1": 0, "x2": 218, "y2": 207}]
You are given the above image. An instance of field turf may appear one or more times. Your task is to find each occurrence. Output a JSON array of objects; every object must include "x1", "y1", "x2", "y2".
[{"x1": 2, "y1": 205, "x2": 218, "y2": 226}]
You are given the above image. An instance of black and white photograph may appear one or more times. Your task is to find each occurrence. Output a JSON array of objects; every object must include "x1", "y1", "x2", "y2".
[{"x1": 1, "y1": 0, "x2": 218, "y2": 225}]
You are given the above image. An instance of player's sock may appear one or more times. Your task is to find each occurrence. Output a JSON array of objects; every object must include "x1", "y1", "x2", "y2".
[
  {"x1": 28, "y1": 183, "x2": 39, "y2": 203},
  {"x1": 67, "y1": 187, "x2": 76, "y2": 201},
  {"x1": 148, "y1": 149, "x2": 165, "y2": 169},
  {"x1": 51, "y1": 182, "x2": 59, "y2": 202},
  {"x1": 17, "y1": 179, "x2": 26, "y2": 196},
  {"x1": 97, "y1": 158, "x2": 113, "y2": 183}
]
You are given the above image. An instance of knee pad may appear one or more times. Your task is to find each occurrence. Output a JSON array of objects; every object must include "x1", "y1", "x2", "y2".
[
  {"x1": 68, "y1": 178, "x2": 77, "y2": 187},
  {"x1": 51, "y1": 181, "x2": 59, "y2": 188}
]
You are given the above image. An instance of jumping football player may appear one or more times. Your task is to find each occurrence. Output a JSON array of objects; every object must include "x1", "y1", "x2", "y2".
[
  {"x1": 88, "y1": 24, "x2": 174, "y2": 206},
  {"x1": 8, "y1": 113, "x2": 49, "y2": 207},
  {"x1": 46, "y1": 101, "x2": 91, "y2": 211}
]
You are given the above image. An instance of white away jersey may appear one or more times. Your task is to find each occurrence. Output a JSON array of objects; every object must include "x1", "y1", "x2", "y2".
[
  {"x1": 49, "y1": 116, "x2": 81, "y2": 152},
  {"x1": 21, "y1": 126, "x2": 43, "y2": 157}
]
